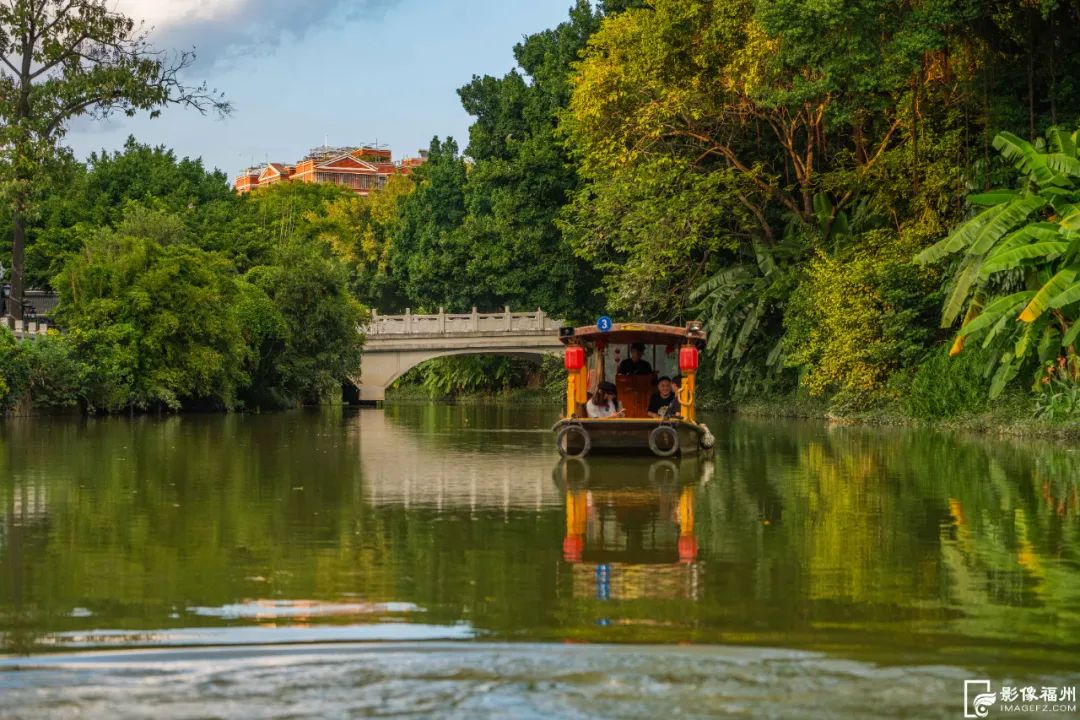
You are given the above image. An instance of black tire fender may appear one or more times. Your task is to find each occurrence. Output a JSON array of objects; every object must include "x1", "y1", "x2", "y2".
[
  {"x1": 649, "y1": 425, "x2": 679, "y2": 457},
  {"x1": 556, "y1": 424, "x2": 591, "y2": 458}
]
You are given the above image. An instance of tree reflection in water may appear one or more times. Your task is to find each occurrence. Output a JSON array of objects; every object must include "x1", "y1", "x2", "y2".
[{"x1": 0, "y1": 407, "x2": 1077, "y2": 672}]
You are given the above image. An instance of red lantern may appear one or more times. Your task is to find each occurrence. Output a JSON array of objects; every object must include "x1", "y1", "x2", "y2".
[
  {"x1": 678, "y1": 535, "x2": 699, "y2": 563},
  {"x1": 563, "y1": 535, "x2": 584, "y2": 562},
  {"x1": 564, "y1": 346, "x2": 585, "y2": 370},
  {"x1": 679, "y1": 345, "x2": 699, "y2": 371}
]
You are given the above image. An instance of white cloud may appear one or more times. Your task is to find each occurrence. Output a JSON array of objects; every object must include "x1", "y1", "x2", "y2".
[
  {"x1": 110, "y1": 0, "x2": 400, "y2": 67},
  {"x1": 111, "y1": 0, "x2": 250, "y2": 28}
]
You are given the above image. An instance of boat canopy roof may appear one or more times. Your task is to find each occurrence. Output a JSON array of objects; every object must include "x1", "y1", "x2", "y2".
[{"x1": 560, "y1": 322, "x2": 705, "y2": 347}]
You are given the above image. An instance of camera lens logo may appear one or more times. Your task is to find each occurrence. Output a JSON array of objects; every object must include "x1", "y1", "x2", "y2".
[{"x1": 965, "y1": 680, "x2": 997, "y2": 718}]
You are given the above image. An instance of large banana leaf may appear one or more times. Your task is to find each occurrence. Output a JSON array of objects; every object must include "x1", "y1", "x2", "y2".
[
  {"x1": 1025, "y1": 222, "x2": 1070, "y2": 241},
  {"x1": 1019, "y1": 268, "x2": 1079, "y2": 322},
  {"x1": 1036, "y1": 324, "x2": 1060, "y2": 362},
  {"x1": 733, "y1": 297, "x2": 766, "y2": 356},
  {"x1": 1047, "y1": 127, "x2": 1077, "y2": 156},
  {"x1": 1047, "y1": 278, "x2": 1080, "y2": 309},
  {"x1": 989, "y1": 353, "x2": 1018, "y2": 399},
  {"x1": 1047, "y1": 153, "x2": 1080, "y2": 178},
  {"x1": 689, "y1": 265, "x2": 749, "y2": 301},
  {"x1": 916, "y1": 204, "x2": 1006, "y2": 263},
  {"x1": 1059, "y1": 207, "x2": 1080, "y2": 231},
  {"x1": 981, "y1": 241, "x2": 1068, "y2": 274},
  {"x1": 994, "y1": 132, "x2": 1064, "y2": 187},
  {"x1": 977, "y1": 223, "x2": 1061, "y2": 271},
  {"x1": 968, "y1": 190, "x2": 1019, "y2": 206},
  {"x1": 981, "y1": 312, "x2": 1013, "y2": 349},
  {"x1": 957, "y1": 291, "x2": 1035, "y2": 337},
  {"x1": 1063, "y1": 319, "x2": 1080, "y2": 348},
  {"x1": 966, "y1": 195, "x2": 1046, "y2": 255},
  {"x1": 942, "y1": 258, "x2": 983, "y2": 326},
  {"x1": 753, "y1": 242, "x2": 776, "y2": 275}
]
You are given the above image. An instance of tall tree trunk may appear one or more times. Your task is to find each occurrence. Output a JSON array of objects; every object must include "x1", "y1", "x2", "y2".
[
  {"x1": 1027, "y1": 52, "x2": 1035, "y2": 141},
  {"x1": 982, "y1": 68, "x2": 990, "y2": 190},
  {"x1": 912, "y1": 66, "x2": 922, "y2": 194},
  {"x1": 1049, "y1": 21, "x2": 1057, "y2": 126},
  {"x1": 10, "y1": 38, "x2": 32, "y2": 322},
  {"x1": 7, "y1": 206, "x2": 26, "y2": 321}
]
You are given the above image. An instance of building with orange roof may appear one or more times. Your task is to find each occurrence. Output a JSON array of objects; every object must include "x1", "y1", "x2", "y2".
[{"x1": 235, "y1": 145, "x2": 426, "y2": 195}]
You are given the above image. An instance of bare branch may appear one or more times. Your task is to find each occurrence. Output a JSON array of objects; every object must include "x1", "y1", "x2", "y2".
[{"x1": 35, "y1": 0, "x2": 78, "y2": 40}]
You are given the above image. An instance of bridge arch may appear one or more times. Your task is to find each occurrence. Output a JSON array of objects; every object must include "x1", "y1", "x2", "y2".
[
  {"x1": 367, "y1": 348, "x2": 560, "y2": 395},
  {"x1": 354, "y1": 308, "x2": 565, "y2": 402}
]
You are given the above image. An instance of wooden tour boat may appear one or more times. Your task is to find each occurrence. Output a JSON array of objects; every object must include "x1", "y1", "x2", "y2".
[{"x1": 553, "y1": 321, "x2": 715, "y2": 458}]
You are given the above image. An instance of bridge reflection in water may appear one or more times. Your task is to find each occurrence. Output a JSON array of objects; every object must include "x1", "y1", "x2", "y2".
[
  {"x1": 355, "y1": 409, "x2": 711, "y2": 603},
  {"x1": 356, "y1": 409, "x2": 562, "y2": 510}
]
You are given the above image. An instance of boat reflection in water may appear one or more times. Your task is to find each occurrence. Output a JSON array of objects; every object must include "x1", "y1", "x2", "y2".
[{"x1": 554, "y1": 457, "x2": 711, "y2": 602}]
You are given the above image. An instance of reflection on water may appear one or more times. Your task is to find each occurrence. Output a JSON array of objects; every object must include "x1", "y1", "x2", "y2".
[
  {"x1": 361, "y1": 410, "x2": 560, "y2": 510},
  {"x1": 1, "y1": 406, "x2": 1079, "y2": 711},
  {"x1": 557, "y1": 458, "x2": 703, "y2": 602}
]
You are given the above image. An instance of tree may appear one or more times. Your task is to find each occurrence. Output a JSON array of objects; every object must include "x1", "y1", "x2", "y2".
[
  {"x1": 244, "y1": 239, "x2": 367, "y2": 406},
  {"x1": 389, "y1": 137, "x2": 471, "y2": 309},
  {"x1": 560, "y1": 0, "x2": 1055, "y2": 399},
  {"x1": 219, "y1": 180, "x2": 352, "y2": 273},
  {"x1": 452, "y1": 0, "x2": 605, "y2": 319},
  {"x1": 309, "y1": 173, "x2": 413, "y2": 310},
  {"x1": 4, "y1": 138, "x2": 235, "y2": 286},
  {"x1": 388, "y1": 2, "x2": 624, "y2": 320},
  {"x1": 54, "y1": 209, "x2": 251, "y2": 411},
  {"x1": 0, "y1": 0, "x2": 227, "y2": 319}
]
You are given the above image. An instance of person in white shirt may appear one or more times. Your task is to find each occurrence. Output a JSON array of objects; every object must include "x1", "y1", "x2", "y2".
[{"x1": 586, "y1": 381, "x2": 624, "y2": 418}]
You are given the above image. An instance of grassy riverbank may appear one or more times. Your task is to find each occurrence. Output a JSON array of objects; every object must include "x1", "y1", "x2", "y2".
[
  {"x1": 385, "y1": 384, "x2": 560, "y2": 406},
  {"x1": 726, "y1": 394, "x2": 1080, "y2": 440},
  {"x1": 387, "y1": 382, "x2": 1080, "y2": 440}
]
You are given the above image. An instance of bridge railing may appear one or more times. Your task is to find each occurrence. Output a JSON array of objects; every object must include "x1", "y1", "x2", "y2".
[
  {"x1": 366, "y1": 307, "x2": 560, "y2": 336},
  {"x1": 3, "y1": 316, "x2": 52, "y2": 340}
]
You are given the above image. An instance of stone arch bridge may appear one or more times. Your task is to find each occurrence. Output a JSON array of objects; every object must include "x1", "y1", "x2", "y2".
[{"x1": 355, "y1": 308, "x2": 565, "y2": 402}]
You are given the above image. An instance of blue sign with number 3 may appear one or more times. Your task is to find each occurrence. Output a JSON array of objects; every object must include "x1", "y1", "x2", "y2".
[{"x1": 597, "y1": 315, "x2": 613, "y2": 332}]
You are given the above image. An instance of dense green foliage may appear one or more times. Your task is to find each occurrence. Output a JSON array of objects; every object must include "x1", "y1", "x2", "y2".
[
  {"x1": 917, "y1": 128, "x2": 1080, "y2": 402},
  {"x1": 0, "y1": 0, "x2": 227, "y2": 320},
  {"x1": 785, "y1": 233, "x2": 942, "y2": 408},
  {"x1": 388, "y1": 0, "x2": 1080, "y2": 414},
  {"x1": 56, "y1": 216, "x2": 251, "y2": 411},
  {"x1": 0, "y1": 327, "x2": 85, "y2": 412},
  {"x1": 2, "y1": 142, "x2": 366, "y2": 413},
  {"x1": 554, "y1": 0, "x2": 1080, "y2": 415},
  {"x1": 6, "y1": 0, "x2": 1080, "y2": 418}
]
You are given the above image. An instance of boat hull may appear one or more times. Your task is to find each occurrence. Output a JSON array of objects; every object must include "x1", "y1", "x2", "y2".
[{"x1": 553, "y1": 418, "x2": 705, "y2": 457}]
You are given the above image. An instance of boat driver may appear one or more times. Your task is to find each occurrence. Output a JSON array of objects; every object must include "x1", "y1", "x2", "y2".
[
  {"x1": 617, "y1": 342, "x2": 653, "y2": 376},
  {"x1": 648, "y1": 376, "x2": 681, "y2": 418}
]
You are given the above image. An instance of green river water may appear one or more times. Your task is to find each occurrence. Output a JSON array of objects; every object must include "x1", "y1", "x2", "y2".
[{"x1": 0, "y1": 406, "x2": 1078, "y2": 718}]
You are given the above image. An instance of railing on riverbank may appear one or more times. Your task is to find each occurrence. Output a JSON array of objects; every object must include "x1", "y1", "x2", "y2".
[
  {"x1": 366, "y1": 307, "x2": 560, "y2": 336},
  {"x1": 2, "y1": 316, "x2": 52, "y2": 340}
]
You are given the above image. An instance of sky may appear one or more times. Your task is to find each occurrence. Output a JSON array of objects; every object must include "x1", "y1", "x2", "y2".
[{"x1": 64, "y1": 0, "x2": 575, "y2": 177}]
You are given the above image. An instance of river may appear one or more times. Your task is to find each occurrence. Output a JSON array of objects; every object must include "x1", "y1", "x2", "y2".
[{"x1": 1, "y1": 406, "x2": 1078, "y2": 718}]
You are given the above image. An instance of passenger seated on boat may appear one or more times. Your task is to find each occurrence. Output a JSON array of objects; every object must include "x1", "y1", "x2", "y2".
[
  {"x1": 617, "y1": 342, "x2": 653, "y2": 376},
  {"x1": 648, "y1": 376, "x2": 681, "y2": 418},
  {"x1": 586, "y1": 382, "x2": 625, "y2": 418}
]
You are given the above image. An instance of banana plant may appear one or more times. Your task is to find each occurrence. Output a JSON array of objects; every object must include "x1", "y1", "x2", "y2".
[
  {"x1": 916, "y1": 127, "x2": 1080, "y2": 397},
  {"x1": 691, "y1": 230, "x2": 805, "y2": 394}
]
